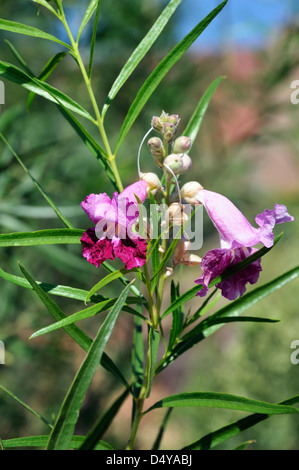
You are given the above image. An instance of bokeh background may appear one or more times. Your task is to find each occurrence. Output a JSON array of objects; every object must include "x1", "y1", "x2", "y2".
[{"x1": 0, "y1": 0, "x2": 299, "y2": 450}]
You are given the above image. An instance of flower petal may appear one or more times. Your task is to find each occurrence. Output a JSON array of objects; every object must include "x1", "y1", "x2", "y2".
[
  {"x1": 81, "y1": 228, "x2": 114, "y2": 268},
  {"x1": 81, "y1": 193, "x2": 112, "y2": 224},
  {"x1": 196, "y1": 189, "x2": 293, "y2": 249},
  {"x1": 119, "y1": 180, "x2": 148, "y2": 205},
  {"x1": 195, "y1": 246, "x2": 262, "y2": 300},
  {"x1": 255, "y1": 203, "x2": 294, "y2": 248},
  {"x1": 112, "y1": 236, "x2": 147, "y2": 270}
]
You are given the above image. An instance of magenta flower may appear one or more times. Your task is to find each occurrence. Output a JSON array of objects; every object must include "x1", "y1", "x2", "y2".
[
  {"x1": 80, "y1": 180, "x2": 148, "y2": 270},
  {"x1": 195, "y1": 189, "x2": 294, "y2": 300}
]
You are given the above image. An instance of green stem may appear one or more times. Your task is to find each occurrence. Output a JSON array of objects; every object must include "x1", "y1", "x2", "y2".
[{"x1": 59, "y1": 8, "x2": 123, "y2": 192}]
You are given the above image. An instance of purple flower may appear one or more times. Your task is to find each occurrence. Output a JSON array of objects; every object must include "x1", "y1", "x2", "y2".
[
  {"x1": 80, "y1": 180, "x2": 148, "y2": 270},
  {"x1": 195, "y1": 189, "x2": 294, "y2": 300}
]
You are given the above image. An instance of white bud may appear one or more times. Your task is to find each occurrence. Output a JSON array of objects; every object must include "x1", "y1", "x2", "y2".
[
  {"x1": 180, "y1": 253, "x2": 202, "y2": 266},
  {"x1": 180, "y1": 181, "x2": 203, "y2": 204},
  {"x1": 167, "y1": 203, "x2": 189, "y2": 226},
  {"x1": 140, "y1": 172, "x2": 162, "y2": 195}
]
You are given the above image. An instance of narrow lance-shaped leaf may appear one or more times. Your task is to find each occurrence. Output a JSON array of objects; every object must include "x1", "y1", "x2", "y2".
[
  {"x1": 102, "y1": 0, "x2": 183, "y2": 117},
  {"x1": 0, "y1": 385, "x2": 52, "y2": 429},
  {"x1": 2, "y1": 435, "x2": 113, "y2": 450},
  {"x1": 85, "y1": 267, "x2": 130, "y2": 304},
  {"x1": 88, "y1": 0, "x2": 101, "y2": 78},
  {"x1": 0, "y1": 228, "x2": 84, "y2": 247},
  {"x1": 0, "y1": 61, "x2": 95, "y2": 122},
  {"x1": 79, "y1": 386, "x2": 131, "y2": 450},
  {"x1": 114, "y1": 0, "x2": 228, "y2": 154},
  {"x1": 0, "y1": 18, "x2": 70, "y2": 48},
  {"x1": 27, "y1": 51, "x2": 69, "y2": 109},
  {"x1": 182, "y1": 394, "x2": 299, "y2": 450},
  {"x1": 18, "y1": 263, "x2": 129, "y2": 388},
  {"x1": 156, "y1": 266, "x2": 299, "y2": 374},
  {"x1": 46, "y1": 282, "x2": 132, "y2": 450},
  {"x1": 183, "y1": 76, "x2": 225, "y2": 148},
  {"x1": 77, "y1": 0, "x2": 100, "y2": 44},
  {"x1": 145, "y1": 391, "x2": 299, "y2": 416}
]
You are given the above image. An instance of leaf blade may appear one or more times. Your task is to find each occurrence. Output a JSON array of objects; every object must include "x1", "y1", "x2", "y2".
[
  {"x1": 102, "y1": 0, "x2": 183, "y2": 117},
  {"x1": 46, "y1": 282, "x2": 132, "y2": 450},
  {"x1": 114, "y1": 0, "x2": 228, "y2": 153},
  {"x1": 146, "y1": 391, "x2": 299, "y2": 415}
]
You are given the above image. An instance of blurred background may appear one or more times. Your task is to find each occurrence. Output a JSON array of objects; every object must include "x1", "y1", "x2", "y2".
[{"x1": 0, "y1": 0, "x2": 299, "y2": 450}]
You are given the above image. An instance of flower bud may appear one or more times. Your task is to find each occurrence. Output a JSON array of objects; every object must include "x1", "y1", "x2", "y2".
[
  {"x1": 180, "y1": 253, "x2": 202, "y2": 266},
  {"x1": 163, "y1": 123, "x2": 177, "y2": 144},
  {"x1": 173, "y1": 239, "x2": 190, "y2": 267},
  {"x1": 165, "y1": 267, "x2": 174, "y2": 278},
  {"x1": 164, "y1": 154, "x2": 184, "y2": 174},
  {"x1": 180, "y1": 181, "x2": 203, "y2": 204},
  {"x1": 147, "y1": 136, "x2": 165, "y2": 167},
  {"x1": 167, "y1": 202, "x2": 189, "y2": 226},
  {"x1": 168, "y1": 114, "x2": 180, "y2": 126},
  {"x1": 164, "y1": 153, "x2": 192, "y2": 175},
  {"x1": 151, "y1": 116, "x2": 164, "y2": 132},
  {"x1": 173, "y1": 136, "x2": 191, "y2": 154},
  {"x1": 140, "y1": 172, "x2": 162, "y2": 195}
]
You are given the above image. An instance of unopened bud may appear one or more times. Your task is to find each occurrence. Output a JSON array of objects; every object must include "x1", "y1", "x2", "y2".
[
  {"x1": 173, "y1": 239, "x2": 190, "y2": 267},
  {"x1": 168, "y1": 114, "x2": 180, "y2": 126},
  {"x1": 140, "y1": 172, "x2": 162, "y2": 195},
  {"x1": 151, "y1": 116, "x2": 164, "y2": 132},
  {"x1": 163, "y1": 123, "x2": 177, "y2": 144},
  {"x1": 165, "y1": 267, "x2": 174, "y2": 278},
  {"x1": 180, "y1": 253, "x2": 202, "y2": 266},
  {"x1": 180, "y1": 181, "x2": 203, "y2": 204},
  {"x1": 148, "y1": 137, "x2": 165, "y2": 167},
  {"x1": 173, "y1": 136, "x2": 191, "y2": 154},
  {"x1": 164, "y1": 153, "x2": 192, "y2": 175},
  {"x1": 167, "y1": 202, "x2": 189, "y2": 226}
]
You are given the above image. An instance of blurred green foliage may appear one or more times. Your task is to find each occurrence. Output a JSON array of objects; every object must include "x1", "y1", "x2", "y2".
[{"x1": 0, "y1": 0, "x2": 298, "y2": 450}]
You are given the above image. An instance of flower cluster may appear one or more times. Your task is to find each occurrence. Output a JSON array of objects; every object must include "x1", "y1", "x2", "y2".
[{"x1": 80, "y1": 110, "x2": 294, "y2": 302}]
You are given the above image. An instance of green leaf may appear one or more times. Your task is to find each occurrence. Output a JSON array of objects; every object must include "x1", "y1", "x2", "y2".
[
  {"x1": 0, "y1": 133, "x2": 74, "y2": 229},
  {"x1": 0, "y1": 228, "x2": 84, "y2": 247},
  {"x1": 88, "y1": 0, "x2": 101, "y2": 78},
  {"x1": 85, "y1": 268, "x2": 129, "y2": 304},
  {"x1": 4, "y1": 39, "x2": 34, "y2": 76},
  {"x1": 131, "y1": 313, "x2": 144, "y2": 399},
  {"x1": 161, "y1": 233, "x2": 284, "y2": 320},
  {"x1": 31, "y1": 0, "x2": 58, "y2": 15},
  {"x1": 145, "y1": 327, "x2": 160, "y2": 398},
  {"x1": 156, "y1": 266, "x2": 299, "y2": 374},
  {"x1": 2, "y1": 435, "x2": 113, "y2": 450},
  {"x1": 0, "y1": 61, "x2": 94, "y2": 122},
  {"x1": 102, "y1": 0, "x2": 183, "y2": 117},
  {"x1": 29, "y1": 299, "x2": 117, "y2": 339},
  {"x1": 151, "y1": 408, "x2": 173, "y2": 450},
  {"x1": 0, "y1": 265, "x2": 144, "y2": 309},
  {"x1": 0, "y1": 18, "x2": 70, "y2": 48},
  {"x1": 182, "y1": 395, "x2": 299, "y2": 450},
  {"x1": 167, "y1": 281, "x2": 184, "y2": 352},
  {"x1": 46, "y1": 282, "x2": 132, "y2": 450},
  {"x1": 114, "y1": 0, "x2": 228, "y2": 153},
  {"x1": 77, "y1": 0, "x2": 99, "y2": 43},
  {"x1": 79, "y1": 386, "x2": 130, "y2": 450},
  {"x1": 27, "y1": 51, "x2": 69, "y2": 109},
  {"x1": 183, "y1": 76, "x2": 225, "y2": 147},
  {"x1": 18, "y1": 263, "x2": 129, "y2": 388},
  {"x1": 56, "y1": 105, "x2": 117, "y2": 190},
  {"x1": 0, "y1": 385, "x2": 52, "y2": 429},
  {"x1": 146, "y1": 392, "x2": 299, "y2": 415}
]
